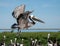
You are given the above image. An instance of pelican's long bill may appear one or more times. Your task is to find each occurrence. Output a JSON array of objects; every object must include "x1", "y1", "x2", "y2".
[{"x1": 30, "y1": 15, "x2": 45, "y2": 23}]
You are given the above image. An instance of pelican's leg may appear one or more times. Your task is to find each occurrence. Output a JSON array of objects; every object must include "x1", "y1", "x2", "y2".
[
  {"x1": 11, "y1": 28, "x2": 14, "y2": 33},
  {"x1": 18, "y1": 27, "x2": 20, "y2": 32},
  {"x1": 16, "y1": 27, "x2": 22, "y2": 38},
  {"x1": 11, "y1": 26, "x2": 13, "y2": 33},
  {"x1": 19, "y1": 29, "x2": 21, "y2": 38},
  {"x1": 11, "y1": 23, "x2": 17, "y2": 33},
  {"x1": 16, "y1": 27, "x2": 20, "y2": 37}
]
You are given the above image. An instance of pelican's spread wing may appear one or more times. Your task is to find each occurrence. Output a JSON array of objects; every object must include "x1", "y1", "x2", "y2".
[
  {"x1": 12, "y1": 4, "x2": 25, "y2": 18},
  {"x1": 30, "y1": 15, "x2": 44, "y2": 23}
]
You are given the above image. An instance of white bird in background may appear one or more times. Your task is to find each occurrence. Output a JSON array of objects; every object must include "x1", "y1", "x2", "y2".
[
  {"x1": 48, "y1": 33, "x2": 50, "y2": 39},
  {"x1": 47, "y1": 33, "x2": 53, "y2": 46},
  {"x1": 11, "y1": 4, "x2": 44, "y2": 32},
  {"x1": 10, "y1": 39, "x2": 13, "y2": 45}
]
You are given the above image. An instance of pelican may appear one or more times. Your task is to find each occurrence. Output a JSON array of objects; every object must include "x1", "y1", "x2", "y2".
[
  {"x1": 11, "y1": 4, "x2": 44, "y2": 32},
  {"x1": 47, "y1": 33, "x2": 53, "y2": 46}
]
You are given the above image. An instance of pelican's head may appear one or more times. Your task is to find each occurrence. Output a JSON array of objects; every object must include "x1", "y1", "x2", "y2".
[
  {"x1": 30, "y1": 15, "x2": 34, "y2": 18},
  {"x1": 30, "y1": 15, "x2": 45, "y2": 23}
]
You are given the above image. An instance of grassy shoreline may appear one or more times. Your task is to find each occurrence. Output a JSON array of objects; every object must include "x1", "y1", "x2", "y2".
[{"x1": 0, "y1": 32, "x2": 60, "y2": 46}]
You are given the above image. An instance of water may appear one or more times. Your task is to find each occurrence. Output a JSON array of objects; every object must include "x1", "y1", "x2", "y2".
[
  {"x1": 0, "y1": 29, "x2": 59, "y2": 32},
  {"x1": 20, "y1": 30, "x2": 59, "y2": 32}
]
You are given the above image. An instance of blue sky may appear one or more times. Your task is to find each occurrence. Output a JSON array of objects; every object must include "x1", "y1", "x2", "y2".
[{"x1": 0, "y1": 0, "x2": 60, "y2": 29}]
